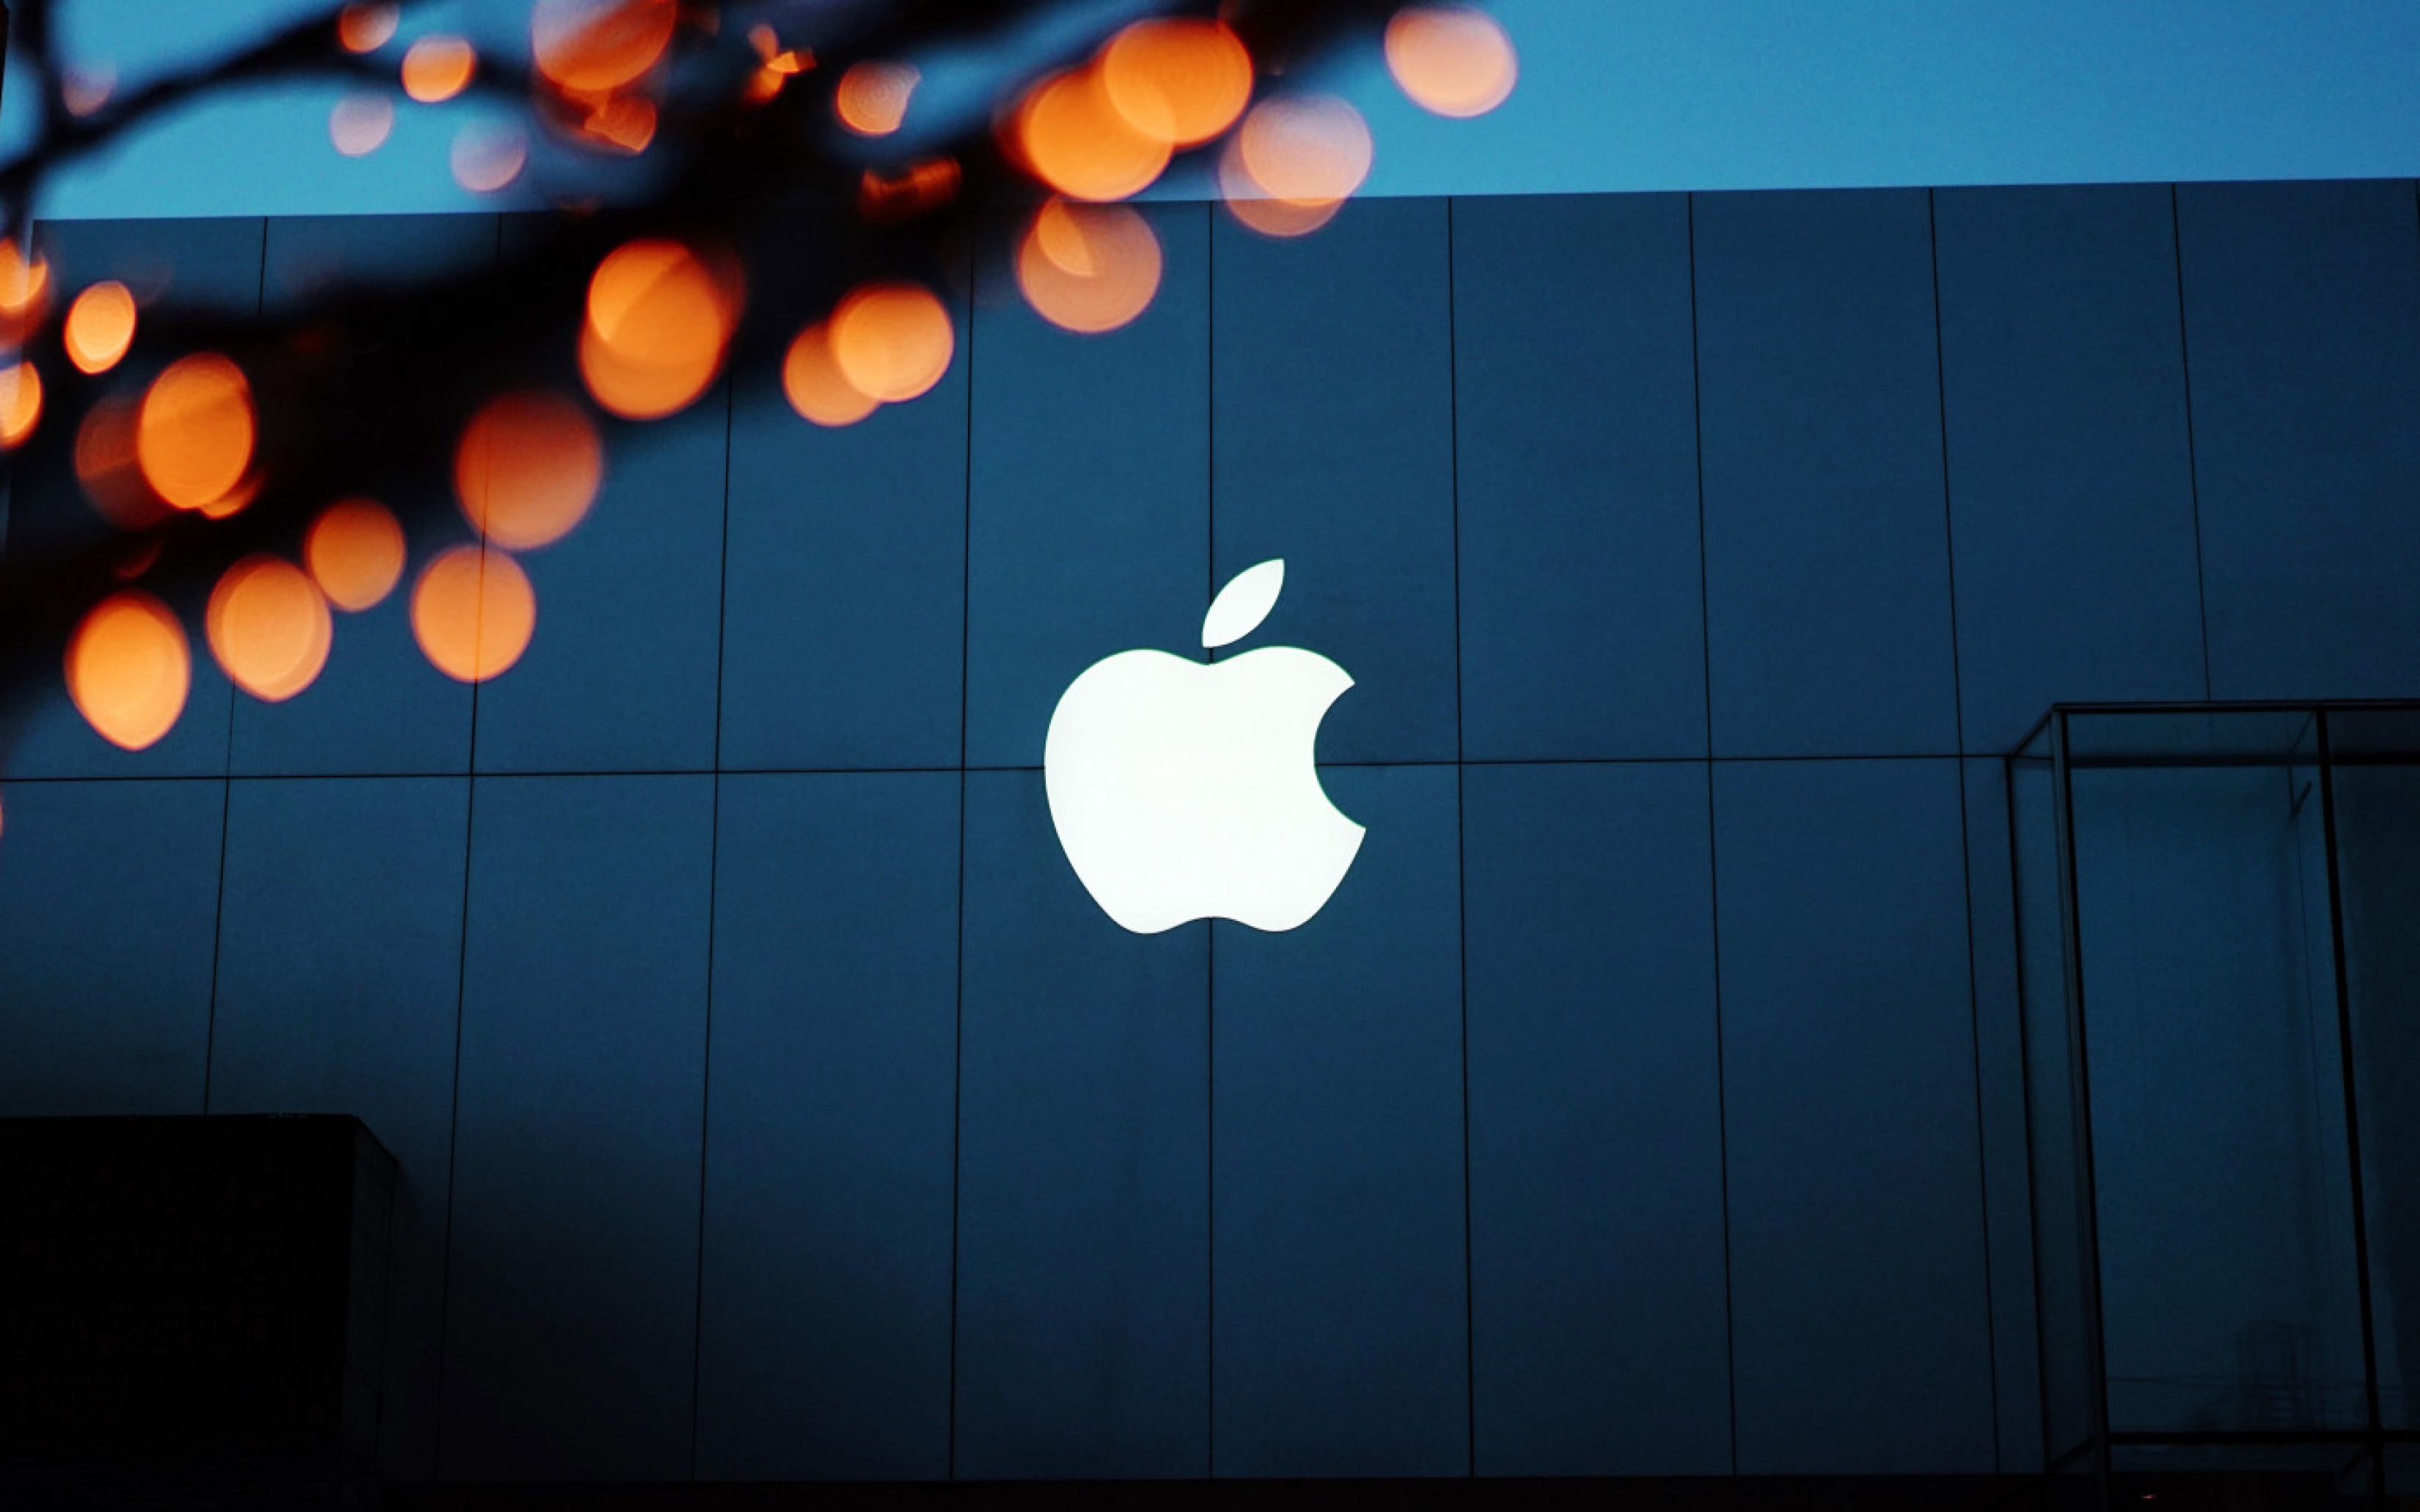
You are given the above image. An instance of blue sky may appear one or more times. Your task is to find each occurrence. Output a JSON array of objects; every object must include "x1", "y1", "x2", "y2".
[{"x1": 8, "y1": 0, "x2": 2420, "y2": 218}]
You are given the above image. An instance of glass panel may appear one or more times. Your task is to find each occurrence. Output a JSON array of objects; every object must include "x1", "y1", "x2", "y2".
[
  {"x1": 2061, "y1": 707, "x2": 2314, "y2": 768},
  {"x1": 2012, "y1": 747, "x2": 2095, "y2": 1464},
  {"x1": 2070, "y1": 736, "x2": 2368, "y2": 1434},
  {"x1": 2330, "y1": 720, "x2": 2420, "y2": 1431}
]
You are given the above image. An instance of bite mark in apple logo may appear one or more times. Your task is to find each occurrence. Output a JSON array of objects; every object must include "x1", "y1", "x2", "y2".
[{"x1": 1044, "y1": 559, "x2": 1365, "y2": 934}]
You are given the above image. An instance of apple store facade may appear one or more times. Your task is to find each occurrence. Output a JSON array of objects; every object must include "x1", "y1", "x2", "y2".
[{"x1": 4, "y1": 180, "x2": 2420, "y2": 1490}]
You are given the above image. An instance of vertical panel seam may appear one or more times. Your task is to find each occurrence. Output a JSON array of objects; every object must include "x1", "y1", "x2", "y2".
[
  {"x1": 1203, "y1": 199, "x2": 1218, "y2": 1480},
  {"x1": 2171, "y1": 183, "x2": 2216, "y2": 701},
  {"x1": 948, "y1": 263, "x2": 974, "y2": 1483},
  {"x1": 1687, "y1": 193, "x2": 1741, "y2": 1476},
  {"x1": 1446, "y1": 195, "x2": 1475, "y2": 1480},
  {"x1": 430, "y1": 211, "x2": 506, "y2": 1480},
  {"x1": 687, "y1": 369, "x2": 737, "y2": 1480},
  {"x1": 1930, "y1": 188, "x2": 2003, "y2": 1472}
]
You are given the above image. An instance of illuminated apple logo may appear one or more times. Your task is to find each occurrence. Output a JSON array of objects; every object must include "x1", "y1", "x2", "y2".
[{"x1": 1044, "y1": 559, "x2": 1365, "y2": 934}]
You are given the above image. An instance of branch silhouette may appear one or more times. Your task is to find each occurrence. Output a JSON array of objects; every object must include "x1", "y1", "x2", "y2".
[{"x1": 0, "y1": 0, "x2": 1486, "y2": 755}]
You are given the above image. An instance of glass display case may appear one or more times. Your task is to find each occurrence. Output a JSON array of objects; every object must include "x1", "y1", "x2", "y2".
[{"x1": 2012, "y1": 703, "x2": 2420, "y2": 1508}]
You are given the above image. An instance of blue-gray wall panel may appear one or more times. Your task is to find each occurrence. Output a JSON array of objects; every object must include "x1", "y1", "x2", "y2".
[
  {"x1": 955, "y1": 769, "x2": 1209, "y2": 1478},
  {"x1": 233, "y1": 216, "x2": 494, "y2": 776},
  {"x1": 966, "y1": 202, "x2": 1207, "y2": 769},
  {"x1": 207, "y1": 774, "x2": 469, "y2": 1481},
  {"x1": 1714, "y1": 757, "x2": 1994, "y2": 1472},
  {"x1": 694, "y1": 771, "x2": 957, "y2": 1480},
  {"x1": 1962, "y1": 757, "x2": 2040, "y2": 1471},
  {"x1": 5, "y1": 219, "x2": 263, "y2": 779},
  {"x1": 1211, "y1": 763, "x2": 1466, "y2": 1476},
  {"x1": 719, "y1": 273, "x2": 969, "y2": 772},
  {"x1": 1464, "y1": 761, "x2": 1730, "y2": 1475},
  {"x1": 1935, "y1": 186, "x2": 2208, "y2": 752},
  {"x1": 1453, "y1": 194, "x2": 1706, "y2": 762},
  {"x1": 442, "y1": 774, "x2": 714, "y2": 1480},
  {"x1": 1694, "y1": 190, "x2": 1959, "y2": 757},
  {"x1": 0, "y1": 777, "x2": 223, "y2": 1115},
  {"x1": 1211, "y1": 200, "x2": 1457, "y2": 765},
  {"x1": 2178, "y1": 179, "x2": 2420, "y2": 701}
]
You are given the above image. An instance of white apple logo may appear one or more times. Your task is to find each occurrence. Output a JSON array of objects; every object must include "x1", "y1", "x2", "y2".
[{"x1": 1044, "y1": 559, "x2": 1365, "y2": 934}]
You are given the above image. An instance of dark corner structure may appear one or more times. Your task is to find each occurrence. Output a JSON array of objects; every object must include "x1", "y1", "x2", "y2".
[{"x1": 2012, "y1": 702, "x2": 2420, "y2": 1509}]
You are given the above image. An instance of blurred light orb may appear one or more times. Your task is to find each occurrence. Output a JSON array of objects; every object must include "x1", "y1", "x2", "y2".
[
  {"x1": 581, "y1": 239, "x2": 738, "y2": 419},
  {"x1": 452, "y1": 124, "x2": 527, "y2": 193},
  {"x1": 455, "y1": 392, "x2": 603, "y2": 549},
  {"x1": 532, "y1": 0, "x2": 675, "y2": 93},
  {"x1": 329, "y1": 93, "x2": 395, "y2": 156},
  {"x1": 0, "y1": 238, "x2": 51, "y2": 343},
  {"x1": 1100, "y1": 18, "x2": 1252, "y2": 147},
  {"x1": 138, "y1": 353, "x2": 256, "y2": 510},
  {"x1": 1015, "y1": 65, "x2": 1170, "y2": 202},
  {"x1": 1016, "y1": 200, "x2": 1163, "y2": 335},
  {"x1": 67, "y1": 591, "x2": 189, "y2": 751},
  {"x1": 76, "y1": 396, "x2": 164, "y2": 529},
  {"x1": 337, "y1": 2, "x2": 399, "y2": 53},
  {"x1": 836, "y1": 61, "x2": 918, "y2": 135},
  {"x1": 575, "y1": 94, "x2": 657, "y2": 154},
  {"x1": 1237, "y1": 95, "x2": 1372, "y2": 204},
  {"x1": 412, "y1": 546, "x2": 536, "y2": 682},
  {"x1": 829, "y1": 283, "x2": 954, "y2": 403},
  {"x1": 1217, "y1": 137, "x2": 1342, "y2": 238},
  {"x1": 1385, "y1": 5, "x2": 1518, "y2": 117},
  {"x1": 207, "y1": 556, "x2": 333, "y2": 703},
  {"x1": 0, "y1": 362, "x2": 41, "y2": 448},
  {"x1": 61, "y1": 66, "x2": 115, "y2": 118},
  {"x1": 64, "y1": 281, "x2": 137, "y2": 374},
  {"x1": 402, "y1": 35, "x2": 476, "y2": 103},
  {"x1": 306, "y1": 498, "x2": 406, "y2": 612},
  {"x1": 781, "y1": 322, "x2": 878, "y2": 427}
]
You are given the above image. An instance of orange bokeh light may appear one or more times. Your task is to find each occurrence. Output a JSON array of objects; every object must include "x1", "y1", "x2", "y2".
[
  {"x1": 1100, "y1": 18, "x2": 1252, "y2": 148},
  {"x1": 207, "y1": 556, "x2": 333, "y2": 703},
  {"x1": 532, "y1": 0, "x2": 675, "y2": 93},
  {"x1": 412, "y1": 545, "x2": 535, "y2": 682},
  {"x1": 306, "y1": 498, "x2": 406, "y2": 612},
  {"x1": 835, "y1": 61, "x2": 918, "y2": 135},
  {"x1": 1236, "y1": 94, "x2": 1372, "y2": 203},
  {"x1": 62, "y1": 67, "x2": 114, "y2": 118},
  {"x1": 0, "y1": 362, "x2": 41, "y2": 448},
  {"x1": 0, "y1": 238, "x2": 51, "y2": 345},
  {"x1": 579, "y1": 239, "x2": 738, "y2": 420},
  {"x1": 1385, "y1": 5, "x2": 1517, "y2": 118},
  {"x1": 781, "y1": 322, "x2": 878, "y2": 427},
  {"x1": 573, "y1": 93, "x2": 657, "y2": 153},
  {"x1": 66, "y1": 591, "x2": 189, "y2": 751},
  {"x1": 1016, "y1": 200, "x2": 1163, "y2": 335},
  {"x1": 64, "y1": 281, "x2": 136, "y2": 375},
  {"x1": 452, "y1": 125, "x2": 527, "y2": 192},
  {"x1": 337, "y1": 2, "x2": 399, "y2": 53},
  {"x1": 1217, "y1": 138, "x2": 1343, "y2": 238},
  {"x1": 329, "y1": 93, "x2": 395, "y2": 155},
  {"x1": 401, "y1": 35, "x2": 476, "y2": 103},
  {"x1": 76, "y1": 395, "x2": 164, "y2": 529},
  {"x1": 858, "y1": 157, "x2": 962, "y2": 224},
  {"x1": 828, "y1": 282, "x2": 953, "y2": 404},
  {"x1": 455, "y1": 392, "x2": 603, "y2": 549},
  {"x1": 138, "y1": 353, "x2": 256, "y2": 510},
  {"x1": 1014, "y1": 64, "x2": 1170, "y2": 202}
]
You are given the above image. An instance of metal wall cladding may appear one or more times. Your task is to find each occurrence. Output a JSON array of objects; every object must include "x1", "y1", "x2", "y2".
[{"x1": 4, "y1": 181, "x2": 2411, "y2": 1480}]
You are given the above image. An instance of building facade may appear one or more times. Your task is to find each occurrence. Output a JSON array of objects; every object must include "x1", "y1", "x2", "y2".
[{"x1": 4, "y1": 180, "x2": 2419, "y2": 1483}]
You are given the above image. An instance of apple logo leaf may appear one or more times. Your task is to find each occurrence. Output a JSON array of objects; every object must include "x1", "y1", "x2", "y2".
[{"x1": 1201, "y1": 559, "x2": 1284, "y2": 650}]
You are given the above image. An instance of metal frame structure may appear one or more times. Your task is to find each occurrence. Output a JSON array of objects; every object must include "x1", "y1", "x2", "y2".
[{"x1": 2007, "y1": 700, "x2": 2420, "y2": 1511}]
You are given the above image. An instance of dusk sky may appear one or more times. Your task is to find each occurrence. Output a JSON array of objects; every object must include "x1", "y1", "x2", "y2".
[{"x1": 7, "y1": 0, "x2": 2420, "y2": 219}]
